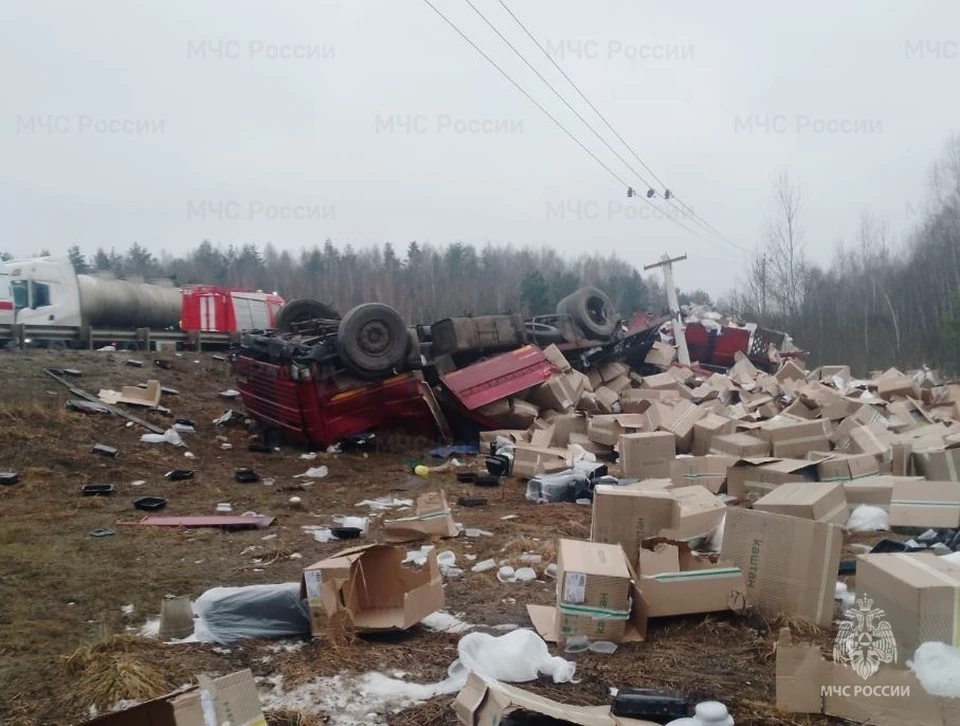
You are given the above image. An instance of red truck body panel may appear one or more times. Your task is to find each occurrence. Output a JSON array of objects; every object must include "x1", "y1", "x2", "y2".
[
  {"x1": 181, "y1": 287, "x2": 284, "y2": 333},
  {"x1": 440, "y1": 345, "x2": 556, "y2": 411},
  {"x1": 234, "y1": 355, "x2": 443, "y2": 449},
  {"x1": 683, "y1": 323, "x2": 752, "y2": 370}
]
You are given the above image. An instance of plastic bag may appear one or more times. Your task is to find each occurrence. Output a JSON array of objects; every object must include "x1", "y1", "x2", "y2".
[
  {"x1": 192, "y1": 583, "x2": 310, "y2": 644},
  {"x1": 846, "y1": 504, "x2": 889, "y2": 532},
  {"x1": 140, "y1": 428, "x2": 185, "y2": 447},
  {"x1": 448, "y1": 629, "x2": 576, "y2": 685},
  {"x1": 526, "y1": 470, "x2": 592, "y2": 503}
]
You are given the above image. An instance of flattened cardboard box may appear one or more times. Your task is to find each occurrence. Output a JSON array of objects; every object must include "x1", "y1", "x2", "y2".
[
  {"x1": 669, "y1": 455, "x2": 735, "y2": 494},
  {"x1": 81, "y1": 669, "x2": 266, "y2": 726},
  {"x1": 383, "y1": 490, "x2": 458, "y2": 541},
  {"x1": 619, "y1": 431, "x2": 675, "y2": 479},
  {"x1": 636, "y1": 538, "x2": 747, "y2": 617},
  {"x1": 720, "y1": 507, "x2": 842, "y2": 627},
  {"x1": 856, "y1": 553, "x2": 960, "y2": 660},
  {"x1": 301, "y1": 543, "x2": 443, "y2": 634},
  {"x1": 753, "y1": 481, "x2": 850, "y2": 525},
  {"x1": 726, "y1": 458, "x2": 818, "y2": 501},
  {"x1": 889, "y1": 480, "x2": 960, "y2": 528},
  {"x1": 453, "y1": 671, "x2": 659, "y2": 726},
  {"x1": 775, "y1": 629, "x2": 960, "y2": 726},
  {"x1": 552, "y1": 538, "x2": 634, "y2": 643}
]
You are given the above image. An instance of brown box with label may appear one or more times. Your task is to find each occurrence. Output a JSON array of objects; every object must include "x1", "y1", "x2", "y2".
[
  {"x1": 753, "y1": 481, "x2": 850, "y2": 525},
  {"x1": 856, "y1": 553, "x2": 960, "y2": 659},
  {"x1": 553, "y1": 539, "x2": 634, "y2": 644},
  {"x1": 669, "y1": 455, "x2": 735, "y2": 494},
  {"x1": 635, "y1": 538, "x2": 747, "y2": 617},
  {"x1": 619, "y1": 431, "x2": 675, "y2": 479},
  {"x1": 889, "y1": 480, "x2": 960, "y2": 528},
  {"x1": 720, "y1": 507, "x2": 842, "y2": 627}
]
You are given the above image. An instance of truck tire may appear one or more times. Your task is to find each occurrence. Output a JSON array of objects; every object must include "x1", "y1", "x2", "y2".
[
  {"x1": 337, "y1": 303, "x2": 409, "y2": 377},
  {"x1": 275, "y1": 299, "x2": 341, "y2": 332},
  {"x1": 556, "y1": 287, "x2": 617, "y2": 340}
]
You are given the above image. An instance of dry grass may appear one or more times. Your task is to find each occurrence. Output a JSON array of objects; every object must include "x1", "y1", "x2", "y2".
[
  {"x1": 266, "y1": 708, "x2": 326, "y2": 726},
  {"x1": 499, "y1": 534, "x2": 556, "y2": 561},
  {"x1": 64, "y1": 632, "x2": 169, "y2": 712}
]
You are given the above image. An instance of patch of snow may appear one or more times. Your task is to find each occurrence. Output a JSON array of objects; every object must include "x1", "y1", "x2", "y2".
[
  {"x1": 835, "y1": 582, "x2": 856, "y2": 611},
  {"x1": 139, "y1": 618, "x2": 160, "y2": 638},
  {"x1": 120, "y1": 604, "x2": 135, "y2": 615},
  {"x1": 908, "y1": 642, "x2": 960, "y2": 697},
  {"x1": 265, "y1": 640, "x2": 306, "y2": 653},
  {"x1": 356, "y1": 497, "x2": 413, "y2": 511}
]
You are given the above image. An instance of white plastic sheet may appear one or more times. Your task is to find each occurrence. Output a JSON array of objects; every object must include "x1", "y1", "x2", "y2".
[
  {"x1": 448, "y1": 629, "x2": 576, "y2": 685},
  {"x1": 846, "y1": 504, "x2": 889, "y2": 532},
  {"x1": 140, "y1": 428, "x2": 185, "y2": 447}
]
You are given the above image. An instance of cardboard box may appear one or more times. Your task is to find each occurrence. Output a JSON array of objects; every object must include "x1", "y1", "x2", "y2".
[
  {"x1": 587, "y1": 414, "x2": 654, "y2": 446},
  {"x1": 642, "y1": 372, "x2": 680, "y2": 391},
  {"x1": 636, "y1": 538, "x2": 747, "y2": 617},
  {"x1": 619, "y1": 431, "x2": 675, "y2": 479},
  {"x1": 659, "y1": 400, "x2": 708, "y2": 453},
  {"x1": 913, "y1": 446, "x2": 960, "y2": 481},
  {"x1": 599, "y1": 361, "x2": 629, "y2": 382},
  {"x1": 541, "y1": 343, "x2": 571, "y2": 372},
  {"x1": 301, "y1": 544, "x2": 443, "y2": 634},
  {"x1": 760, "y1": 419, "x2": 831, "y2": 459},
  {"x1": 774, "y1": 360, "x2": 807, "y2": 383},
  {"x1": 842, "y1": 475, "x2": 923, "y2": 508},
  {"x1": 506, "y1": 398, "x2": 540, "y2": 428},
  {"x1": 477, "y1": 398, "x2": 511, "y2": 419},
  {"x1": 857, "y1": 553, "x2": 960, "y2": 658},
  {"x1": 98, "y1": 379, "x2": 162, "y2": 408},
  {"x1": 548, "y1": 413, "x2": 587, "y2": 447},
  {"x1": 512, "y1": 444, "x2": 570, "y2": 479},
  {"x1": 383, "y1": 491, "x2": 458, "y2": 541},
  {"x1": 877, "y1": 375, "x2": 921, "y2": 401},
  {"x1": 530, "y1": 373, "x2": 578, "y2": 412},
  {"x1": 727, "y1": 458, "x2": 819, "y2": 501},
  {"x1": 710, "y1": 432, "x2": 769, "y2": 458},
  {"x1": 669, "y1": 455, "x2": 735, "y2": 494},
  {"x1": 590, "y1": 484, "x2": 678, "y2": 563},
  {"x1": 605, "y1": 374, "x2": 632, "y2": 394},
  {"x1": 586, "y1": 368, "x2": 603, "y2": 392},
  {"x1": 568, "y1": 432, "x2": 611, "y2": 456},
  {"x1": 775, "y1": 629, "x2": 960, "y2": 726},
  {"x1": 889, "y1": 480, "x2": 960, "y2": 527},
  {"x1": 720, "y1": 507, "x2": 842, "y2": 627},
  {"x1": 692, "y1": 414, "x2": 736, "y2": 456},
  {"x1": 815, "y1": 452, "x2": 882, "y2": 482},
  {"x1": 453, "y1": 671, "x2": 660, "y2": 726},
  {"x1": 554, "y1": 539, "x2": 634, "y2": 643},
  {"x1": 645, "y1": 341, "x2": 675, "y2": 368},
  {"x1": 594, "y1": 385, "x2": 620, "y2": 413},
  {"x1": 81, "y1": 669, "x2": 266, "y2": 726},
  {"x1": 478, "y1": 429, "x2": 528, "y2": 450},
  {"x1": 849, "y1": 424, "x2": 893, "y2": 461},
  {"x1": 660, "y1": 485, "x2": 726, "y2": 541},
  {"x1": 753, "y1": 482, "x2": 849, "y2": 525}
]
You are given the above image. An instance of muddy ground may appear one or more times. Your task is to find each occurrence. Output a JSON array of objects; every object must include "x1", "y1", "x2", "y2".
[{"x1": 0, "y1": 349, "x2": 867, "y2": 725}]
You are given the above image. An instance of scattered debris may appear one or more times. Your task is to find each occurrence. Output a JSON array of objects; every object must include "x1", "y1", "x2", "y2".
[
  {"x1": 234, "y1": 467, "x2": 260, "y2": 483},
  {"x1": 139, "y1": 428, "x2": 185, "y2": 447},
  {"x1": 66, "y1": 399, "x2": 110, "y2": 415},
  {"x1": 0, "y1": 472, "x2": 19, "y2": 486},
  {"x1": 129, "y1": 514, "x2": 274, "y2": 529},
  {"x1": 164, "y1": 469, "x2": 194, "y2": 481},
  {"x1": 133, "y1": 496, "x2": 167, "y2": 512},
  {"x1": 81, "y1": 484, "x2": 114, "y2": 496},
  {"x1": 219, "y1": 388, "x2": 241, "y2": 399},
  {"x1": 294, "y1": 466, "x2": 328, "y2": 479},
  {"x1": 91, "y1": 443, "x2": 119, "y2": 458}
]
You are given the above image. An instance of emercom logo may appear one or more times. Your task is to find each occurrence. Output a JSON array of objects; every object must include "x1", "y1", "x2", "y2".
[{"x1": 833, "y1": 595, "x2": 898, "y2": 679}]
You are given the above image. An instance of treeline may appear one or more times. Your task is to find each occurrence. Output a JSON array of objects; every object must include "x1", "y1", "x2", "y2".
[
  {"x1": 41, "y1": 240, "x2": 672, "y2": 325},
  {"x1": 723, "y1": 135, "x2": 960, "y2": 375}
]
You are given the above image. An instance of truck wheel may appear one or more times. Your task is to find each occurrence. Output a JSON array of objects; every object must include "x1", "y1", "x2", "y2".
[
  {"x1": 556, "y1": 287, "x2": 617, "y2": 340},
  {"x1": 337, "y1": 303, "x2": 409, "y2": 377},
  {"x1": 275, "y1": 299, "x2": 341, "y2": 332}
]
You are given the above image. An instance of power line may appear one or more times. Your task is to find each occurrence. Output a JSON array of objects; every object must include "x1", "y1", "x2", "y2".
[
  {"x1": 498, "y1": 0, "x2": 749, "y2": 255},
  {"x1": 419, "y1": 0, "x2": 633, "y2": 190},
  {"x1": 460, "y1": 0, "x2": 657, "y2": 192},
  {"x1": 419, "y1": 0, "x2": 722, "y2": 246}
]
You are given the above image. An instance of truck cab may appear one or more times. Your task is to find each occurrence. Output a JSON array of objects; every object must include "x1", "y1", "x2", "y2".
[{"x1": 0, "y1": 257, "x2": 83, "y2": 328}]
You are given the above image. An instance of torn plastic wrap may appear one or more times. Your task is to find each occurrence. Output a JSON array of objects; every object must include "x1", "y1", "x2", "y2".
[{"x1": 192, "y1": 583, "x2": 310, "y2": 644}]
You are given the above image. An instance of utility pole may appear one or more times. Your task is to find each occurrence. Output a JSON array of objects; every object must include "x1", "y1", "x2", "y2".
[
  {"x1": 644, "y1": 253, "x2": 690, "y2": 366},
  {"x1": 759, "y1": 254, "x2": 767, "y2": 327}
]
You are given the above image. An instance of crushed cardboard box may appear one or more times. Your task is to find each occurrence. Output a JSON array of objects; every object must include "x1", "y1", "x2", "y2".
[
  {"x1": 720, "y1": 507, "x2": 842, "y2": 627},
  {"x1": 383, "y1": 490, "x2": 458, "y2": 541},
  {"x1": 301, "y1": 543, "x2": 443, "y2": 633},
  {"x1": 81, "y1": 669, "x2": 265, "y2": 726},
  {"x1": 98, "y1": 379, "x2": 162, "y2": 408}
]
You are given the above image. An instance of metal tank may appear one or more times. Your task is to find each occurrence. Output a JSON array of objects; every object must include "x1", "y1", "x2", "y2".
[{"x1": 77, "y1": 274, "x2": 183, "y2": 329}]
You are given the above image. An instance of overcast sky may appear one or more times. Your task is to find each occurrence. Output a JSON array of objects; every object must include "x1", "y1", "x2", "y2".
[{"x1": 2, "y1": 0, "x2": 958, "y2": 296}]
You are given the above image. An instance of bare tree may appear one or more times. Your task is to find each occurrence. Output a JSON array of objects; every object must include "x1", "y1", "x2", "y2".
[{"x1": 765, "y1": 173, "x2": 808, "y2": 323}]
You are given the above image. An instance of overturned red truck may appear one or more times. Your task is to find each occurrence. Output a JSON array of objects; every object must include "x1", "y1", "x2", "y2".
[{"x1": 232, "y1": 288, "x2": 794, "y2": 449}]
